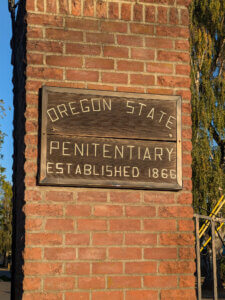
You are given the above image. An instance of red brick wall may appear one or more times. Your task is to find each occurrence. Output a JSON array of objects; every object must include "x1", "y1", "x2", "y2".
[{"x1": 19, "y1": 0, "x2": 195, "y2": 299}]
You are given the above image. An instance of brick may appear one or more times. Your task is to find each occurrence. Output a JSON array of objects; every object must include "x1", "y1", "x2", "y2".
[
  {"x1": 176, "y1": 64, "x2": 191, "y2": 75},
  {"x1": 26, "y1": 0, "x2": 35, "y2": 11},
  {"x1": 77, "y1": 191, "x2": 107, "y2": 202},
  {"x1": 25, "y1": 107, "x2": 38, "y2": 119},
  {"x1": 26, "y1": 233, "x2": 62, "y2": 246},
  {"x1": 110, "y1": 219, "x2": 140, "y2": 231},
  {"x1": 85, "y1": 58, "x2": 114, "y2": 70},
  {"x1": 158, "y1": 206, "x2": 193, "y2": 218},
  {"x1": 25, "y1": 190, "x2": 41, "y2": 202},
  {"x1": 158, "y1": 76, "x2": 191, "y2": 88},
  {"x1": 182, "y1": 141, "x2": 192, "y2": 152},
  {"x1": 158, "y1": 51, "x2": 189, "y2": 62},
  {"x1": 27, "y1": 53, "x2": 43, "y2": 65},
  {"x1": 27, "y1": 14, "x2": 63, "y2": 27},
  {"x1": 103, "y1": 46, "x2": 129, "y2": 58},
  {"x1": 46, "y1": 191, "x2": 73, "y2": 202},
  {"x1": 130, "y1": 23, "x2": 154, "y2": 35},
  {"x1": 65, "y1": 233, "x2": 90, "y2": 245},
  {"x1": 109, "y1": 247, "x2": 141, "y2": 260},
  {"x1": 110, "y1": 192, "x2": 141, "y2": 203},
  {"x1": 144, "y1": 192, "x2": 175, "y2": 204},
  {"x1": 182, "y1": 103, "x2": 191, "y2": 113},
  {"x1": 65, "y1": 262, "x2": 90, "y2": 275},
  {"x1": 147, "y1": 88, "x2": 173, "y2": 95},
  {"x1": 46, "y1": 1, "x2": 57, "y2": 13},
  {"x1": 183, "y1": 166, "x2": 192, "y2": 178},
  {"x1": 177, "y1": 0, "x2": 192, "y2": 6},
  {"x1": 147, "y1": 62, "x2": 173, "y2": 74},
  {"x1": 131, "y1": 48, "x2": 155, "y2": 60},
  {"x1": 87, "y1": 83, "x2": 114, "y2": 91},
  {"x1": 72, "y1": 0, "x2": 81, "y2": 16},
  {"x1": 169, "y1": 8, "x2": 179, "y2": 24},
  {"x1": 159, "y1": 261, "x2": 195, "y2": 274},
  {"x1": 93, "y1": 233, "x2": 123, "y2": 245},
  {"x1": 102, "y1": 72, "x2": 128, "y2": 84},
  {"x1": 67, "y1": 70, "x2": 99, "y2": 82},
  {"x1": 117, "y1": 60, "x2": 144, "y2": 72},
  {"x1": 23, "y1": 277, "x2": 41, "y2": 291},
  {"x1": 59, "y1": 0, "x2": 69, "y2": 14},
  {"x1": 65, "y1": 205, "x2": 91, "y2": 217},
  {"x1": 78, "y1": 248, "x2": 106, "y2": 260},
  {"x1": 175, "y1": 40, "x2": 190, "y2": 51},
  {"x1": 101, "y1": 21, "x2": 127, "y2": 33},
  {"x1": 45, "y1": 219, "x2": 74, "y2": 231},
  {"x1": 86, "y1": 32, "x2": 114, "y2": 44},
  {"x1": 27, "y1": 27, "x2": 43, "y2": 38},
  {"x1": 96, "y1": 0, "x2": 107, "y2": 18},
  {"x1": 130, "y1": 74, "x2": 154, "y2": 86},
  {"x1": 66, "y1": 43, "x2": 101, "y2": 55},
  {"x1": 144, "y1": 247, "x2": 177, "y2": 259},
  {"x1": 65, "y1": 292, "x2": 89, "y2": 300},
  {"x1": 125, "y1": 206, "x2": 156, "y2": 217},
  {"x1": 27, "y1": 67, "x2": 63, "y2": 80},
  {"x1": 177, "y1": 193, "x2": 193, "y2": 205},
  {"x1": 84, "y1": 0, "x2": 94, "y2": 17},
  {"x1": 125, "y1": 233, "x2": 157, "y2": 245},
  {"x1": 78, "y1": 276, "x2": 105, "y2": 289},
  {"x1": 108, "y1": 276, "x2": 141, "y2": 288},
  {"x1": 46, "y1": 29, "x2": 83, "y2": 42},
  {"x1": 24, "y1": 262, "x2": 62, "y2": 275},
  {"x1": 144, "y1": 219, "x2": 176, "y2": 231},
  {"x1": 182, "y1": 128, "x2": 192, "y2": 139},
  {"x1": 157, "y1": 7, "x2": 167, "y2": 24},
  {"x1": 161, "y1": 289, "x2": 196, "y2": 300},
  {"x1": 26, "y1": 80, "x2": 42, "y2": 91},
  {"x1": 24, "y1": 248, "x2": 42, "y2": 260},
  {"x1": 46, "y1": 55, "x2": 82, "y2": 68},
  {"x1": 65, "y1": 18, "x2": 98, "y2": 30},
  {"x1": 93, "y1": 205, "x2": 123, "y2": 217},
  {"x1": 45, "y1": 277, "x2": 74, "y2": 291},
  {"x1": 183, "y1": 179, "x2": 193, "y2": 191},
  {"x1": 178, "y1": 219, "x2": 194, "y2": 231},
  {"x1": 160, "y1": 233, "x2": 194, "y2": 246},
  {"x1": 183, "y1": 153, "x2": 192, "y2": 164},
  {"x1": 134, "y1": 4, "x2": 143, "y2": 22},
  {"x1": 179, "y1": 275, "x2": 195, "y2": 287},
  {"x1": 23, "y1": 294, "x2": 62, "y2": 300},
  {"x1": 117, "y1": 35, "x2": 143, "y2": 47},
  {"x1": 25, "y1": 204, "x2": 63, "y2": 216},
  {"x1": 126, "y1": 290, "x2": 158, "y2": 300},
  {"x1": 126, "y1": 262, "x2": 157, "y2": 274},
  {"x1": 92, "y1": 262, "x2": 123, "y2": 274},
  {"x1": 26, "y1": 218, "x2": 43, "y2": 231},
  {"x1": 117, "y1": 86, "x2": 145, "y2": 93},
  {"x1": 77, "y1": 219, "x2": 107, "y2": 231},
  {"x1": 121, "y1": 3, "x2": 131, "y2": 21},
  {"x1": 93, "y1": 291, "x2": 123, "y2": 300},
  {"x1": 157, "y1": 26, "x2": 189, "y2": 38},
  {"x1": 109, "y1": 3, "x2": 119, "y2": 19},
  {"x1": 181, "y1": 9, "x2": 189, "y2": 25},
  {"x1": 145, "y1": 6, "x2": 155, "y2": 23},
  {"x1": 144, "y1": 275, "x2": 177, "y2": 288},
  {"x1": 37, "y1": 0, "x2": 44, "y2": 12},
  {"x1": 146, "y1": 37, "x2": 173, "y2": 49}
]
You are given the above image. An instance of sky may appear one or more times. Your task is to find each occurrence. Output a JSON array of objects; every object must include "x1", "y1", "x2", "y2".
[{"x1": 0, "y1": 1, "x2": 14, "y2": 183}]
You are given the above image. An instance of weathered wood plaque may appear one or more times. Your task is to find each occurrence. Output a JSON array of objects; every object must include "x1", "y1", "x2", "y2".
[{"x1": 39, "y1": 86, "x2": 182, "y2": 190}]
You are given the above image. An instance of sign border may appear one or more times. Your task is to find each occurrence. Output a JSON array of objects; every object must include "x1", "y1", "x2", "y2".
[{"x1": 39, "y1": 86, "x2": 182, "y2": 190}]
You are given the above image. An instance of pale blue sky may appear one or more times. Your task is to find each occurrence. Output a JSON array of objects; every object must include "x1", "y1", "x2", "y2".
[{"x1": 0, "y1": 1, "x2": 14, "y2": 183}]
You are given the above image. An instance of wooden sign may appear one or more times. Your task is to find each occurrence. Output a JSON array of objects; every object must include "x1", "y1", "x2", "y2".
[{"x1": 39, "y1": 87, "x2": 182, "y2": 190}]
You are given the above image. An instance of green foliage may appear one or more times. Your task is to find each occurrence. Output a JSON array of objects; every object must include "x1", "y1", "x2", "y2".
[
  {"x1": 190, "y1": 0, "x2": 225, "y2": 213},
  {"x1": 0, "y1": 180, "x2": 12, "y2": 256}
]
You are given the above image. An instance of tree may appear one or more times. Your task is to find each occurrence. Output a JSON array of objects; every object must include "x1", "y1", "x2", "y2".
[
  {"x1": 190, "y1": 0, "x2": 225, "y2": 213},
  {"x1": 0, "y1": 180, "x2": 12, "y2": 264}
]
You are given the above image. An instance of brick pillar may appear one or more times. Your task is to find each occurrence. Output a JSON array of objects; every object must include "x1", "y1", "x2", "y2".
[{"x1": 12, "y1": 0, "x2": 196, "y2": 299}]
